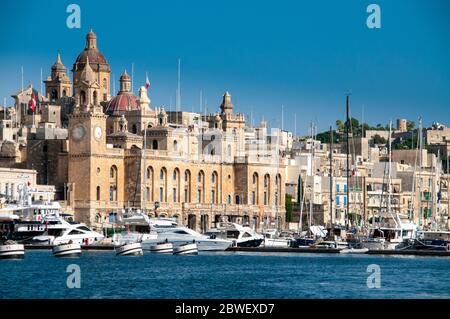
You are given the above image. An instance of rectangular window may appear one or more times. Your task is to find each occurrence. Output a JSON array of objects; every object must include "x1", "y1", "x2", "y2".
[
  {"x1": 344, "y1": 184, "x2": 347, "y2": 193},
  {"x1": 336, "y1": 184, "x2": 340, "y2": 192},
  {"x1": 159, "y1": 187, "x2": 163, "y2": 202},
  {"x1": 173, "y1": 188, "x2": 177, "y2": 202},
  {"x1": 344, "y1": 196, "x2": 347, "y2": 206},
  {"x1": 336, "y1": 196, "x2": 339, "y2": 205}
]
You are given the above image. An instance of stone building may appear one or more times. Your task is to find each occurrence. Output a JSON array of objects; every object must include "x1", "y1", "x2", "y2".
[{"x1": 61, "y1": 30, "x2": 286, "y2": 231}]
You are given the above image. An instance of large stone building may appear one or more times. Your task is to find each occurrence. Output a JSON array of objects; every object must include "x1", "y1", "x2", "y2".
[{"x1": 59, "y1": 30, "x2": 286, "y2": 232}]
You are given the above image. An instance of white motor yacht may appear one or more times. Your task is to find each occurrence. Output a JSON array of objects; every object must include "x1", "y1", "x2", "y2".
[
  {"x1": 361, "y1": 213, "x2": 417, "y2": 250},
  {"x1": 112, "y1": 213, "x2": 158, "y2": 245},
  {"x1": 262, "y1": 228, "x2": 293, "y2": 247},
  {"x1": 32, "y1": 215, "x2": 104, "y2": 246},
  {"x1": 144, "y1": 218, "x2": 232, "y2": 251},
  {"x1": 205, "y1": 222, "x2": 264, "y2": 247},
  {"x1": 0, "y1": 240, "x2": 25, "y2": 259}
]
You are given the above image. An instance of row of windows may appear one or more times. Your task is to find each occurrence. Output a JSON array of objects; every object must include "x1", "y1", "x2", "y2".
[{"x1": 98, "y1": 166, "x2": 282, "y2": 205}]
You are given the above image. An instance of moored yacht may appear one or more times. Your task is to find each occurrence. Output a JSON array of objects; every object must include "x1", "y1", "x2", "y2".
[
  {"x1": 112, "y1": 212, "x2": 158, "y2": 245},
  {"x1": 205, "y1": 222, "x2": 264, "y2": 247},
  {"x1": 145, "y1": 219, "x2": 232, "y2": 251},
  {"x1": 262, "y1": 228, "x2": 293, "y2": 247},
  {"x1": 0, "y1": 240, "x2": 25, "y2": 259},
  {"x1": 32, "y1": 215, "x2": 104, "y2": 245}
]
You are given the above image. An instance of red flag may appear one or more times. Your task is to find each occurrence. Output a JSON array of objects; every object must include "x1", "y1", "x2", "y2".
[
  {"x1": 145, "y1": 74, "x2": 150, "y2": 89},
  {"x1": 352, "y1": 168, "x2": 356, "y2": 176},
  {"x1": 29, "y1": 93, "x2": 36, "y2": 113}
]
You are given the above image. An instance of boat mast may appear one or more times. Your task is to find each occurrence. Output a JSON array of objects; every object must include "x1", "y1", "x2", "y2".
[
  {"x1": 309, "y1": 122, "x2": 315, "y2": 236},
  {"x1": 388, "y1": 120, "x2": 392, "y2": 217},
  {"x1": 329, "y1": 125, "x2": 333, "y2": 228},
  {"x1": 345, "y1": 94, "x2": 350, "y2": 229},
  {"x1": 418, "y1": 117, "x2": 423, "y2": 227}
]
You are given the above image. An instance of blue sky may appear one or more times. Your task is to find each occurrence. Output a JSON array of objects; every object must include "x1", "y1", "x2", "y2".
[{"x1": 0, "y1": 0, "x2": 449, "y2": 135}]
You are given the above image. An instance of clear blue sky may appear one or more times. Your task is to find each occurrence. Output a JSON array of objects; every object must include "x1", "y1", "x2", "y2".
[{"x1": 0, "y1": 0, "x2": 449, "y2": 135}]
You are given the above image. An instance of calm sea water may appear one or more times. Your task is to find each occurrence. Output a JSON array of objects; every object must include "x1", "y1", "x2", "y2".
[{"x1": 1, "y1": 250, "x2": 449, "y2": 299}]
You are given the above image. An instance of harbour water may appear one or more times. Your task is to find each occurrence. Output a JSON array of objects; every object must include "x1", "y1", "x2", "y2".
[{"x1": 1, "y1": 251, "x2": 449, "y2": 299}]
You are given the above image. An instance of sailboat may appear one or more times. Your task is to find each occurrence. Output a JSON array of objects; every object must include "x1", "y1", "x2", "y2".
[{"x1": 361, "y1": 120, "x2": 418, "y2": 250}]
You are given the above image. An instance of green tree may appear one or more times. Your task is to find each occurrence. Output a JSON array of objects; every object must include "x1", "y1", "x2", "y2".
[
  {"x1": 407, "y1": 121, "x2": 415, "y2": 131},
  {"x1": 336, "y1": 120, "x2": 345, "y2": 132},
  {"x1": 285, "y1": 194, "x2": 293, "y2": 223},
  {"x1": 371, "y1": 134, "x2": 387, "y2": 145}
]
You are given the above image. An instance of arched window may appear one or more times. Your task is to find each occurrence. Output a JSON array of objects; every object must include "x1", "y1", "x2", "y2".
[
  {"x1": 173, "y1": 168, "x2": 180, "y2": 202},
  {"x1": 103, "y1": 78, "x2": 107, "y2": 89},
  {"x1": 211, "y1": 171, "x2": 218, "y2": 204},
  {"x1": 96, "y1": 186, "x2": 100, "y2": 201},
  {"x1": 275, "y1": 174, "x2": 282, "y2": 206},
  {"x1": 146, "y1": 166, "x2": 153, "y2": 202},
  {"x1": 93, "y1": 91, "x2": 98, "y2": 105},
  {"x1": 62, "y1": 90, "x2": 67, "y2": 97},
  {"x1": 152, "y1": 140, "x2": 158, "y2": 150},
  {"x1": 51, "y1": 89, "x2": 58, "y2": 101},
  {"x1": 227, "y1": 144, "x2": 232, "y2": 157},
  {"x1": 227, "y1": 195, "x2": 231, "y2": 205},
  {"x1": 197, "y1": 171, "x2": 205, "y2": 203},
  {"x1": 264, "y1": 174, "x2": 270, "y2": 206},
  {"x1": 184, "y1": 170, "x2": 191, "y2": 203},
  {"x1": 80, "y1": 90, "x2": 86, "y2": 105},
  {"x1": 235, "y1": 195, "x2": 240, "y2": 205},
  {"x1": 159, "y1": 167, "x2": 167, "y2": 202},
  {"x1": 109, "y1": 165, "x2": 118, "y2": 202},
  {"x1": 132, "y1": 124, "x2": 137, "y2": 134},
  {"x1": 173, "y1": 140, "x2": 178, "y2": 152},
  {"x1": 252, "y1": 173, "x2": 259, "y2": 205}
]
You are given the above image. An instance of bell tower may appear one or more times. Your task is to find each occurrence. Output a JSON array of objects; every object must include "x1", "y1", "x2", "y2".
[{"x1": 44, "y1": 52, "x2": 72, "y2": 101}]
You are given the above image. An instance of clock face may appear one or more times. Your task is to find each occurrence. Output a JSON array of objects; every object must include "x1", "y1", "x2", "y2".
[
  {"x1": 94, "y1": 126, "x2": 102, "y2": 140},
  {"x1": 71, "y1": 125, "x2": 85, "y2": 141}
]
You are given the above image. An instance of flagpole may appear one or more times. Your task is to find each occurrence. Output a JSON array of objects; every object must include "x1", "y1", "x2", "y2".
[
  {"x1": 131, "y1": 62, "x2": 134, "y2": 94},
  {"x1": 40, "y1": 68, "x2": 43, "y2": 96}
]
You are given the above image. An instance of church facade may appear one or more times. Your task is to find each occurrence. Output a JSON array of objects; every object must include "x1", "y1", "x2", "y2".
[{"x1": 31, "y1": 30, "x2": 288, "y2": 232}]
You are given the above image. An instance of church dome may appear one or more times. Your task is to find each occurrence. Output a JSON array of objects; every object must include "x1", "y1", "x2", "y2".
[
  {"x1": 106, "y1": 93, "x2": 139, "y2": 115},
  {"x1": 73, "y1": 30, "x2": 110, "y2": 73}
]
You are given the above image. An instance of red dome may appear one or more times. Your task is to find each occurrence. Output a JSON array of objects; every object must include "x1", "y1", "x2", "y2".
[{"x1": 106, "y1": 93, "x2": 139, "y2": 114}]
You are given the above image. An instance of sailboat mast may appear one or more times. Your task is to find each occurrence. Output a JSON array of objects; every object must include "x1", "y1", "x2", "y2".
[
  {"x1": 330, "y1": 126, "x2": 333, "y2": 228},
  {"x1": 418, "y1": 117, "x2": 423, "y2": 227},
  {"x1": 345, "y1": 94, "x2": 350, "y2": 229},
  {"x1": 309, "y1": 122, "x2": 315, "y2": 234},
  {"x1": 388, "y1": 120, "x2": 392, "y2": 215}
]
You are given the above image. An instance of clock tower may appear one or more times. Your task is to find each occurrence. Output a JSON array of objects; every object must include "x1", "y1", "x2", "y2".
[{"x1": 68, "y1": 56, "x2": 107, "y2": 225}]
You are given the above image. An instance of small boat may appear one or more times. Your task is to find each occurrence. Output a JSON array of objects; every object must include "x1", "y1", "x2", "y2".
[
  {"x1": 0, "y1": 240, "x2": 25, "y2": 259},
  {"x1": 173, "y1": 243, "x2": 198, "y2": 255},
  {"x1": 115, "y1": 242, "x2": 143, "y2": 256},
  {"x1": 340, "y1": 247, "x2": 369, "y2": 254},
  {"x1": 150, "y1": 242, "x2": 173, "y2": 253},
  {"x1": 52, "y1": 242, "x2": 82, "y2": 258}
]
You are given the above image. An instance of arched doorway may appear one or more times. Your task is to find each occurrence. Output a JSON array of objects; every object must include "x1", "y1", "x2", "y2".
[
  {"x1": 188, "y1": 214, "x2": 196, "y2": 231},
  {"x1": 200, "y1": 214, "x2": 209, "y2": 233}
]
